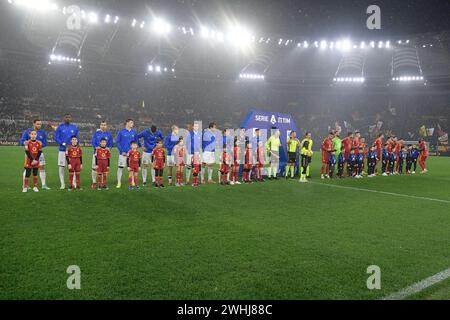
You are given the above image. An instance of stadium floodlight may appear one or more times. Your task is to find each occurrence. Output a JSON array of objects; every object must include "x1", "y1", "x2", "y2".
[
  {"x1": 378, "y1": 41, "x2": 383, "y2": 48},
  {"x1": 164, "y1": 67, "x2": 168, "y2": 72},
  {"x1": 88, "y1": 12, "x2": 98, "y2": 24},
  {"x1": 140, "y1": 21, "x2": 145, "y2": 29},
  {"x1": 114, "y1": 16, "x2": 119, "y2": 24},
  {"x1": 155, "y1": 65, "x2": 161, "y2": 73},
  {"x1": 200, "y1": 26, "x2": 210, "y2": 38},
  {"x1": 360, "y1": 41, "x2": 366, "y2": 49},
  {"x1": 8, "y1": 0, "x2": 12, "y2": 4},
  {"x1": 227, "y1": 25, "x2": 254, "y2": 50},
  {"x1": 278, "y1": 38, "x2": 283, "y2": 45},
  {"x1": 343, "y1": 39, "x2": 352, "y2": 51},
  {"x1": 329, "y1": 41, "x2": 334, "y2": 49},
  {"x1": 303, "y1": 41, "x2": 309, "y2": 48},
  {"x1": 386, "y1": 41, "x2": 390, "y2": 48},
  {"x1": 148, "y1": 65, "x2": 153, "y2": 72},
  {"x1": 239, "y1": 73, "x2": 265, "y2": 81},
  {"x1": 14, "y1": 0, "x2": 59, "y2": 12},
  {"x1": 151, "y1": 18, "x2": 172, "y2": 35},
  {"x1": 320, "y1": 40, "x2": 327, "y2": 50},
  {"x1": 314, "y1": 41, "x2": 319, "y2": 48},
  {"x1": 131, "y1": 19, "x2": 137, "y2": 27},
  {"x1": 104, "y1": 14, "x2": 111, "y2": 23},
  {"x1": 370, "y1": 41, "x2": 375, "y2": 48}
]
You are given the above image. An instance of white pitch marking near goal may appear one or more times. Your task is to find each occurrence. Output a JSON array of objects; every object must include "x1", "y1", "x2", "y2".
[
  {"x1": 381, "y1": 267, "x2": 450, "y2": 300},
  {"x1": 309, "y1": 182, "x2": 450, "y2": 205}
]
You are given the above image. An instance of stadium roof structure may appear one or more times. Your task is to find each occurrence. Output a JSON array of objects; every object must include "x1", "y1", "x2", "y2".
[{"x1": 1, "y1": 0, "x2": 450, "y2": 87}]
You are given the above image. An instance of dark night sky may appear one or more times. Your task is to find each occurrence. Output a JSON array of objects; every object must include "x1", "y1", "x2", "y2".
[{"x1": 72, "y1": 0, "x2": 450, "y2": 38}]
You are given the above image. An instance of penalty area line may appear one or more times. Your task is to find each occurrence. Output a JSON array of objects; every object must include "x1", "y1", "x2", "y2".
[
  {"x1": 308, "y1": 182, "x2": 450, "y2": 205},
  {"x1": 381, "y1": 267, "x2": 450, "y2": 300}
]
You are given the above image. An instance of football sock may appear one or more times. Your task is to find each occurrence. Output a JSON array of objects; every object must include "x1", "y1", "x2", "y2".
[
  {"x1": 69, "y1": 172, "x2": 74, "y2": 188},
  {"x1": 23, "y1": 177, "x2": 29, "y2": 189},
  {"x1": 201, "y1": 167, "x2": 205, "y2": 181},
  {"x1": 75, "y1": 173, "x2": 80, "y2": 187},
  {"x1": 142, "y1": 167, "x2": 147, "y2": 184},
  {"x1": 208, "y1": 167, "x2": 213, "y2": 181},
  {"x1": 91, "y1": 169, "x2": 97, "y2": 183},
  {"x1": 59, "y1": 166, "x2": 65, "y2": 186},
  {"x1": 151, "y1": 168, "x2": 155, "y2": 183},
  {"x1": 117, "y1": 167, "x2": 123, "y2": 184},
  {"x1": 33, "y1": 175, "x2": 38, "y2": 187},
  {"x1": 39, "y1": 169, "x2": 46, "y2": 186}
]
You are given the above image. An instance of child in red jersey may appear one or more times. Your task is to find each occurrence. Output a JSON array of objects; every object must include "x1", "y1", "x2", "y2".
[
  {"x1": 66, "y1": 136, "x2": 83, "y2": 191},
  {"x1": 127, "y1": 141, "x2": 141, "y2": 190},
  {"x1": 94, "y1": 137, "x2": 111, "y2": 190},
  {"x1": 22, "y1": 130, "x2": 42, "y2": 193},
  {"x1": 220, "y1": 147, "x2": 231, "y2": 185},
  {"x1": 152, "y1": 139, "x2": 166, "y2": 188},
  {"x1": 192, "y1": 152, "x2": 202, "y2": 187},
  {"x1": 243, "y1": 141, "x2": 253, "y2": 183},
  {"x1": 255, "y1": 140, "x2": 265, "y2": 182},
  {"x1": 231, "y1": 137, "x2": 241, "y2": 185},
  {"x1": 173, "y1": 137, "x2": 187, "y2": 186}
]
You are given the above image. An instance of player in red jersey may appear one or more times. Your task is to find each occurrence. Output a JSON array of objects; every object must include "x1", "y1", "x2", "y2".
[
  {"x1": 22, "y1": 130, "x2": 42, "y2": 192},
  {"x1": 321, "y1": 132, "x2": 334, "y2": 179},
  {"x1": 359, "y1": 137, "x2": 368, "y2": 174},
  {"x1": 243, "y1": 141, "x2": 253, "y2": 183},
  {"x1": 231, "y1": 137, "x2": 241, "y2": 185},
  {"x1": 94, "y1": 137, "x2": 111, "y2": 190},
  {"x1": 418, "y1": 138, "x2": 429, "y2": 173},
  {"x1": 127, "y1": 141, "x2": 141, "y2": 190},
  {"x1": 341, "y1": 132, "x2": 354, "y2": 176},
  {"x1": 219, "y1": 148, "x2": 231, "y2": 185},
  {"x1": 255, "y1": 140, "x2": 265, "y2": 182},
  {"x1": 373, "y1": 133, "x2": 384, "y2": 174},
  {"x1": 191, "y1": 152, "x2": 202, "y2": 187},
  {"x1": 152, "y1": 139, "x2": 166, "y2": 188},
  {"x1": 66, "y1": 136, "x2": 83, "y2": 190},
  {"x1": 352, "y1": 131, "x2": 361, "y2": 154},
  {"x1": 393, "y1": 138, "x2": 403, "y2": 174},
  {"x1": 173, "y1": 137, "x2": 187, "y2": 186}
]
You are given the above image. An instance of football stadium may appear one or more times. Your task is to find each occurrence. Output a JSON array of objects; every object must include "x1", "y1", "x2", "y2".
[{"x1": 1, "y1": 0, "x2": 450, "y2": 307}]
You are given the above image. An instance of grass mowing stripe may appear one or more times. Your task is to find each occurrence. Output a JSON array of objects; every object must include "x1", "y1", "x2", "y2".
[
  {"x1": 307, "y1": 181, "x2": 450, "y2": 205},
  {"x1": 381, "y1": 267, "x2": 450, "y2": 300}
]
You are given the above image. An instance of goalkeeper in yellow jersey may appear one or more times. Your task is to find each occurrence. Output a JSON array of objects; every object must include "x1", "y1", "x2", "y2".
[
  {"x1": 299, "y1": 132, "x2": 313, "y2": 183},
  {"x1": 285, "y1": 131, "x2": 300, "y2": 179}
]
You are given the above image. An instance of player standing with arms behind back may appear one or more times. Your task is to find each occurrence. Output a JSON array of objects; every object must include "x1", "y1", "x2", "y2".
[
  {"x1": 152, "y1": 139, "x2": 166, "y2": 188},
  {"x1": 55, "y1": 114, "x2": 79, "y2": 190},
  {"x1": 22, "y1": 130, "x2": 42, "y2": 193},
  {"x1": 115, "y1": 119, "x2": 140, "y2": 189},
  {"x1": 127, "y1": 141, "x2": 141, "y2": 190}
]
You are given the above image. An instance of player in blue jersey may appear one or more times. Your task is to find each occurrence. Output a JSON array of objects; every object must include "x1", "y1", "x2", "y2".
[
  {"x1": 367, "y1": 146, "x2": 378, "y2": 177},
  {"x1": 164, "y1": 125, "x2": 179, "y2": 186},
  {"x1": 115, "y1": 119, "x2": 140, "y2": 188},
  {"x1": 337, "y1": 147, "x2": 345, "y2": 178},
  {"x1": 19, "y1": 119, "x2": 50, "y2": 190},
  {"x1": 347, "y1": 149, "x2": 357, "y2": 177},
  {"x1": 138, "y1": 125, "x2": 164, "y2": 187},
  {"x1": 381, "y1": 143, "x2": 390, "y2": 176},
  {"x1": 186, "y1": 121, "x2": 203, "y2": 184},
  {"x1": 90, "y1": 120, "x2": 114, "y2": 189},
  {"x1": 202, "y1": 122, "x2": 217, "y2": 184},
  {"x1": 55, "y1": 114, "x2": 79, "y2": 189},
  {"x1": 410, "y1": 144, "x2": 420, "y2": 174},
  {"x1": 355, "y1": 147, "x2": 364, "y2": 178}
]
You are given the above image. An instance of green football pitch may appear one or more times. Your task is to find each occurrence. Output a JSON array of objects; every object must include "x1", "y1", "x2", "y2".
[{"x1": 0, "y1": 146, "x2": 449, "y2": 300}]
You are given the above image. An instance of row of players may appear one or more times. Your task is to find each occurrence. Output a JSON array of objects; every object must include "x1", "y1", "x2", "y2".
[
  {"x1": 20, "y1": 115, "x2": 428, "y2": 192},
  {"x1": 318, "y1": 131, "x2": 429, "y2": 180},
  {"x1": 20, "y1": 115, "x2": 292, "y2": 191}
]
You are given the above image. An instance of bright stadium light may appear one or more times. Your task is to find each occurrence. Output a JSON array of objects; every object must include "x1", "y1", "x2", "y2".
[
  {"x1": 200, "y1": 26, "x2": 210, "y2": 38},
  {"x1": 14, "y1": 0, "x2": 59, "y2": 12},
  {"x1": 333, "y1": 76, "x2": 365, "y2": 83},
  {"x1": 140, "y1": 21, "x2": 145, "y2": 29},
  {"x1": 329, "y1": 41, "x2": 334, "y2": 49},
  {"x1": 370, "y1": 41, "x2": 375, "y2": 48},
  {"x1": 320, "y1": 40, "x2": 327, "y2": 50},
  {"x1": 114, "y1": 16, "x2": 119, "y2": 24},
  {"x1": 314, "y1": 41, "x2": 319, "y2": 48},
  {"x1": 378, "y1": 41, "x2": 383, "y2": 48},
  {"x1": 104, "y1": 14, "x2": 111, "y2": 23},
  {"x1": 386, "y1": 41, "x2": 390, "y2": 48},
  {"x1": 227, "y1": 25, "x2": 254, "y2": 50},
  {"x1": 239, "y1": 73, "x2": 265, "y2": 81},
  {"x1": 155, "y1": 65, "x2": 161, "y2": 73},
  {"x1": 341, "y1": 39, "x2": 351, "y2": 51},
  {"x1": 88, "y1": 12, "x2": 98, "y2": 24},
  {"x1": 151, "y1": 18, "x2": 172, "y2": 35},
  {"x1": 131, "y1": 19, "x2": 137, "y2": 27}
]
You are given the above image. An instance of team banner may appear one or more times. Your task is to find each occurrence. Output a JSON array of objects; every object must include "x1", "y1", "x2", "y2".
[{"x1": 240, "y1": 110, "x2": 299, "y2": 176}]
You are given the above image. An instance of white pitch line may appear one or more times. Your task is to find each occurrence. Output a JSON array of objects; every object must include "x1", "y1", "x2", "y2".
[
  {"x1": 382, "y1": 267, "x2": 450, "y2": 300},
  {"x1": 308, "y1": 182, "x2": 450, "y2": 204}
]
